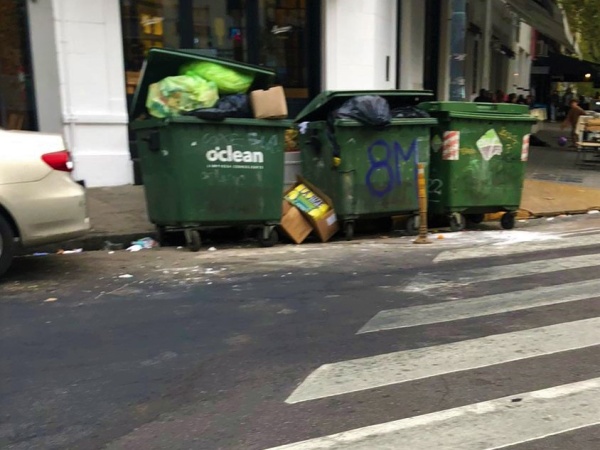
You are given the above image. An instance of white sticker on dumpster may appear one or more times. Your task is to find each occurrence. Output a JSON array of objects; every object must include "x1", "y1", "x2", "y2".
[
  {"x1": 521, "y1": 134, "x2": 530, "y2": 161},
  {"x1": 442, "y1": 131, "x2": 460, "y2": 160},
  {"x1": 206, "y1": 145, "x2": 264, "y2": 169}
]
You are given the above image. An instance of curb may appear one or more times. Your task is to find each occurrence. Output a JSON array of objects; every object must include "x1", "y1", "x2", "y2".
[{"x1": 24, "y1": 231, "x2": 159, "y2": 255}]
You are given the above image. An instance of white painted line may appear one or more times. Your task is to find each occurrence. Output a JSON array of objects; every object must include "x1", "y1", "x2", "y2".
[
  {"x1": 434, "y1": 233, "x2": 600, "y2": 262},
  {"x1": 559, "y1": 227, "x2": 600, "y2": 237},
  {"x1": 360, "y1": 279, "x2": 600, "y2": 333},
  {"x1": 401, "y1": 253, "x2": 600, "y2": 294},
  {"x1": 285, "y1": 317, "x2": 600, "y2": 404},
  {"x1": 270, "y1": 378, "x2": 600, "y2": 450}
]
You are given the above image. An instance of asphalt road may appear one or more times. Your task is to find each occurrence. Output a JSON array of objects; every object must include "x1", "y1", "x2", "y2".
[{"x1": 1, "y1": 216, "x2": 600, "y2": 449}]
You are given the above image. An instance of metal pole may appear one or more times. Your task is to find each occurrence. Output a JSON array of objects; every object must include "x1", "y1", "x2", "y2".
[{"x1": 413, "y1": 162, "x2": 432, "y2": 245}]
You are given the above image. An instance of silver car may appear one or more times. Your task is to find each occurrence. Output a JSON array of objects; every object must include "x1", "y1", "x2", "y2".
[{"x1": 0, "y1": 129, "x2": 90, "y2": 276}]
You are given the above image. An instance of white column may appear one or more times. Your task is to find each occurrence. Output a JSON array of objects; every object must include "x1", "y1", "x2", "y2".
[
  {"x1": 398, "y1": 0, "x2": 425, "y2": 90},
  {"x1": 437, "y1": 0, "x2": 451, "y2": 100},
  {"x1": 323, "y1": 0, "x2": 397, "y2": 90},
  {"x1": 52, "y1": 0, "x2": 132, "y2": 187},
  {"x1": 27, "y1": 0, "x2": 63, "y2": 133},
  {"x1": 480, "y1": 0, "x2": 492, "y2": 91}
]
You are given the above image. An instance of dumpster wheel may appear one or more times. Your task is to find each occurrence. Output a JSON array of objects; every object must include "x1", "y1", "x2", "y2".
[
  {"x1": 258, "y1": 227, "x2": 279, "y2": 248},
  {"x1": 405, "y1": 215, "x2": 420, "y2": 236},
  {"x1": 449, "y1": 213, "x2": 466, "y2": 232},
  {"x1": 184, "y1": 229, "x2": 202, "y2": 252},
  {"x1": 343, "y1": 222, "x2": 355, "y2": 241},
  {"x1": 466, "y1": 214, "x2": 485, "y2": 225},
  {"x1": 500, "y1": 212, "x2": 516, "y2": 230}
]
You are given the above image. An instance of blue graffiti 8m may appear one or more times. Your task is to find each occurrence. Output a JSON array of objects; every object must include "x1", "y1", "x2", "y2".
[{"x1": 365, "y1": 139, "x2": 418, "y2": 198}]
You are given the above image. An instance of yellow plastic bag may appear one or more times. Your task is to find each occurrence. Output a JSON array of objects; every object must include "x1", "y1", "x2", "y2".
[{"x1": 146, "y1": 75, "x2": 219, "y2": 118}]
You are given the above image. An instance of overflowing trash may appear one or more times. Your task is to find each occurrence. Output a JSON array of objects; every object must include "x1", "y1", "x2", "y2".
[
  {"x1": 146, "y1": 59, "x2": 258, "y2": 119},
  {"x1": 186, "y1": 94, "x2": 251, "y2": 120},
  {"x1": 334, "y1": 95, "x2": 392, "y2": 127},
  {"x1": 180, "y1": 61, "x2": 254, "y2": 94},
  {"x1": 146, "y1": 74, "x2": 219, "y2": 118}
]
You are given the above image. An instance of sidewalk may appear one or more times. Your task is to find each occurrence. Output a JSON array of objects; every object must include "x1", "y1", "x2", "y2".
[{"x1": 61, "y1": 123, "x2": 600, "y2": 251}]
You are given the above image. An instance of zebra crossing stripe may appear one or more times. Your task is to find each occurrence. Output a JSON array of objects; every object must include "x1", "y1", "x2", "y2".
[
  {"x1": 401, "y1": 253, "x2": 600, "y2": 295},
  {"x1": 285, "y1": 317, "x2": 600, "y2": 404},
  {"x1": 359, "y1": 278, "x2": 600, "y2": 334},
  {"x1": 270, "y1": 378, "x2": 600, "y2": 449},
  {"x1": 434, "y1": 233, "x2": 600, "y2": 262}
]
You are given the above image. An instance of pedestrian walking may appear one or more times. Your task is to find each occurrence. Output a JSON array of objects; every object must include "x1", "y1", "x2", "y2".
[{"x1": 561, "y1": 99, "x2": 586, "y2": 148}]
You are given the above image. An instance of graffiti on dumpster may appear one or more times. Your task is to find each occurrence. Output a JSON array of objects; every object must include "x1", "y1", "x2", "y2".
[
  {"x1": 365, "y1": 139, "x2": 418, "y2": 198},
  {"x1": 428, "y1": 178, "x2": 443, "y2": 203}
]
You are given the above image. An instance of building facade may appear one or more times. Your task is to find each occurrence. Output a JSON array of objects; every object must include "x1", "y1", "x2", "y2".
[{"x1": 1, "y1": 0, "x2": 569, "y2": 187}]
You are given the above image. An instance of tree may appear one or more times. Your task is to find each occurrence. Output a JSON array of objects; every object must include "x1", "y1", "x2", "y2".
[{"x1": 559, "y1": 0, "x2": 600, "y2": 63}]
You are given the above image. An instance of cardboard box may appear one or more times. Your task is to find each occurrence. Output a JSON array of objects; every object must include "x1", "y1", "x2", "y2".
[
  {"x1": 285, "y1": 177, "x2": 340, "y2": 243},
  {"x1": 250, "y1": 86, "x2": 288, "y2": 119},
  {"x1": 280, "y1": 202, "x2": 313, "y2": 244},
  {"x1": 312, "y1": 209, "x2": 339, "y2": 243}
]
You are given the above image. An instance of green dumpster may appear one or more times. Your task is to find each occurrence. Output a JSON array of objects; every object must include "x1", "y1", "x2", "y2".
[
  {"x1": 130, "y1": 48, "x2": 292, "y2": 250},
  {"x1": 296, "y1": 91, "x2": 437, "y2": 239},
  {"x1": 418, "y1": 102, "x2": 537, "y2": 230}
]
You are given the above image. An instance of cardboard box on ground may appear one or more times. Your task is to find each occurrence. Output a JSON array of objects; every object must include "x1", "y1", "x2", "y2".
[
  {"x1": 250, "y1": 86, "x2": 288, "y2": 119},
  {"x1": 280, "y1": 177, "x2": 340, "y2": 244}
]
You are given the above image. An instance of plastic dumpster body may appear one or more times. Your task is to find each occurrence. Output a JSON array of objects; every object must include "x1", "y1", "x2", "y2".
[
  {"x1": 296, "y1": 91, "x2": 437, "y2": 239},
  {"x1": 419, "y1": 102, "x2": 537, "y2": 230},
  {"x1": 130, "y1": 48, "x2": 291, "y2": 249}
]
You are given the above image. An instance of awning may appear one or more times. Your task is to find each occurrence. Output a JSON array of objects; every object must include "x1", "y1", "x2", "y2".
[
  {"x1": 533, "y1": 53, "x2": 600, "y2": 82},
  {"x1": 504, "y1": 0, "x2": 577, "y2": 54}
]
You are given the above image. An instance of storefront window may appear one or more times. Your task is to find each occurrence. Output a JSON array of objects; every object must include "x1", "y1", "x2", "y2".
[
  {"x1": 121, "y1": 0, "x2": 180, "y2": 95},
  {"x1": 120, "y1": 0, "x2": 319, "y2": 113},
  {"x1": 0, "y1": 0, "x2": 36, "y2": 130},
  {"x1": 191, "y1": 0, "x2": 248, "y2": 62},
  {"x1": 258, "y1": 0, "x2": 308, "y2": 99}
]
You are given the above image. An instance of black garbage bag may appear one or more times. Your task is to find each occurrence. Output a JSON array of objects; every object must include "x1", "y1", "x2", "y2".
[
  {"x1": 186, "y1": 94, "x2": 252, "y2": 120},
  {"x1": 335, "y1": 95, "x2": 391, "y2": 127},
  {"x1": 391, "y1": 106, "x2": 430, "y2": 119}
]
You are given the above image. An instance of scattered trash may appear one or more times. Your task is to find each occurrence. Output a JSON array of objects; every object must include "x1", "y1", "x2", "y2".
[
  {"x1": 437, "y1": 235, "x2": 445, "y2": 240},
  {"x1": 44, "y1": 297, "x2": 58, "y2": 303},
  {"x1": 130, "y1": 237, "x2": 158, "y2": 249},
  {"x1": 33, "y1": 252, "x2": 49, "y2": 257},
  {"x1": 58, "y1": 248, "x2": 83, "y2": 255},
  {"x1": 127, "y1": 245, "x2": 143, "y2": 252},
  {"x1": 546, "y1": 218, "x2": 554, "y2": 221},
  {"x1": 208, "y1": 247, "x2": 217, "y2": 252},
  {"x1": 118, "y1": 274, "x2": 134, "y2": 279},
  {"x1": 298, "y1": 121, "x2": 309, "y2": 135},
  {"x1": 588, "y1": 210, "x2": 599, "y2": 214},
  {"x1": 108, "y1": 251, "x2": 115, "y2": 255}
]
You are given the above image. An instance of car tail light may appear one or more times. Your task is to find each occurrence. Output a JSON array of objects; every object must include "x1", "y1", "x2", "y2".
[{"x1": 42, "y1": 151, "x2": 74, "y2": 172}]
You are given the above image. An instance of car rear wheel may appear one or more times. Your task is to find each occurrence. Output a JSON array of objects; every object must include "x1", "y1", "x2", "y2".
[{"x1": 0, "y1": 214, "x2": 16, "y2": 277}]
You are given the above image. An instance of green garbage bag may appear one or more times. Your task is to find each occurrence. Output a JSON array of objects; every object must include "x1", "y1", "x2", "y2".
[
  {"x1": 146, "y1": 74, "x2": 219, "y2": 118},
  {"x1": 180, "y1": 62, "x2": 254, "y2": 94}
]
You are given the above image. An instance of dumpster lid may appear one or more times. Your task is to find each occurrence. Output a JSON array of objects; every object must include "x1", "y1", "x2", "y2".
[
  {"x1": 130, "y1": 48, "x2": 277, "y2": 119},
  {"x1": 294, "y1": 90, "x2": 435, "y2": 122},
  {"x1": 418, "y1": 101, "x2": 532, "y2": 116}
]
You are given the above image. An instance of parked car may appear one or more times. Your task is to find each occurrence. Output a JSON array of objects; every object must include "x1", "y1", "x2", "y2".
[{"x1": 0, "y1": 129, "x2": 90, "y2": 276}]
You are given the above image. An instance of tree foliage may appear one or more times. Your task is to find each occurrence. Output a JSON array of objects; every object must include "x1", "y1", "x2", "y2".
[{"x1": 559, "y1": 0, "x2": 600, "y2": 62}]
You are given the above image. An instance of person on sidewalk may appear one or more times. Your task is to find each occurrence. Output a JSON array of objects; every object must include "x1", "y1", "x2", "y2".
[
  {"x1": 474, "y1": 89, "x2": 492, "y2": 102},
  {"x1": 561, "y1": 99, "x2": 586, "y2": 148}
]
